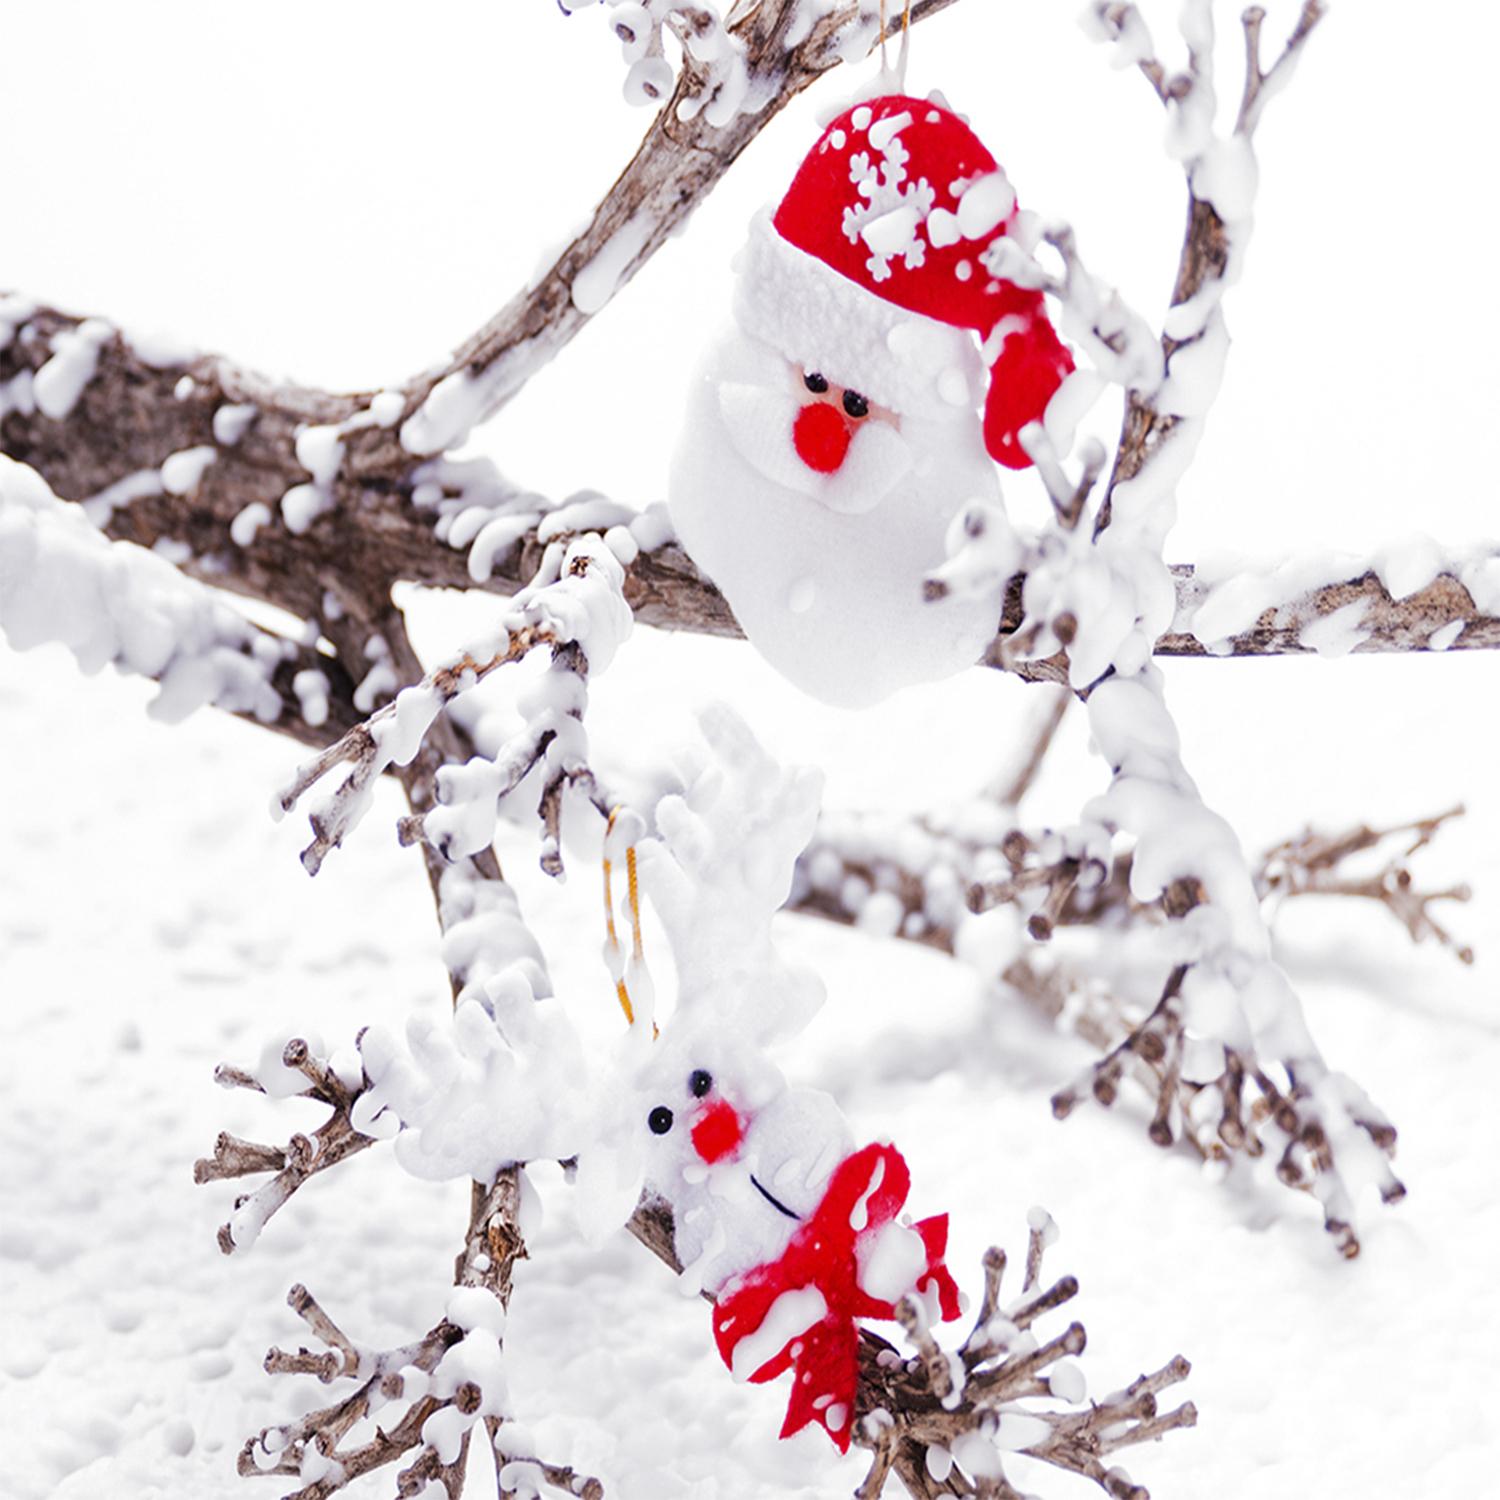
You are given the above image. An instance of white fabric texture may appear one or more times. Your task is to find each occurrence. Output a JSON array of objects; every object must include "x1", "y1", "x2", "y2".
[{"x1": 732, "y1": 211, "x2": 984, "y2": 420}]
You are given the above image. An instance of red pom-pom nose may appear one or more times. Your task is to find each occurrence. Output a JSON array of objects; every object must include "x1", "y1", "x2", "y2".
[
  {"x1": 793, "y1": 402, "x2": 851, "y2": 473},
  {"x1": 691, "y1": 1099, "x2": 744, "y2": 1164}
]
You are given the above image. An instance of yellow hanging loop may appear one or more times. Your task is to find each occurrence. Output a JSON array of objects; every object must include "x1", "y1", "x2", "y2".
[
  {"x1": 602, "y1": 812, "x2": 634, "y2": 1025},
  {"x1": 603, "y1": 806, "x2": 655, "y2": 1035}
]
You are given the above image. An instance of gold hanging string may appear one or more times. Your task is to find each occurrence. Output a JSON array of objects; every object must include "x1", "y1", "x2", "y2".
[
  {"x1": 878, "y1": 0, "x2": 913, "y2": 90},
  {"x1": 603, "y1": 806, "x2": 653, "y2": 1032},
  {"x1": 625, "y1": 840, "x2": 644, "y2": 965},
  {"x1": 602, "y1": 808, "x2": 634, "y2": 1023}
]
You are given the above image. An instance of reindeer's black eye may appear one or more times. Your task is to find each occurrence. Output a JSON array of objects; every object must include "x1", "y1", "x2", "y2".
[
  {"x1": 648, "y1": 1106, "x2": 674, "y2": 1135},
  {"x1": 689, "y1": 1069, "x2": 713, "y2": 1098},
  {"x1": 804, "y1": 372, "x2": 829, "y2": 394},
  {"x1": 842, "y1": 390, "x2": 869, "y2": 419}
]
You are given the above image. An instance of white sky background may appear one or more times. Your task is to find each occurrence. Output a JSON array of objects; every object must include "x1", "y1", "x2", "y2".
[{"x1": 2, "y1": 3, "x2": 1499, "y2": 1498}]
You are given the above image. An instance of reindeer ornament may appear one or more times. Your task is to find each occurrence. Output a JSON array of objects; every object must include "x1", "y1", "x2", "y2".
[{"x1": 608, "y1": 706, "x2": 964, "y2": 1450}]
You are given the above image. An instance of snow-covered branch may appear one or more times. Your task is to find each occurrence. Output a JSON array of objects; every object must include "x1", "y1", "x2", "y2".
[
  {"x1": 1236, "y1": 0, "x2": 1327, "y2": 135},
  {"x1": 6, "y1": 298, "x2": 1498, "y2": 704},
  {"x1": 1259, "y1": 805, "x2": 1473, "y2": 963},
  {"x1": 277, "y1": 531, "x2": 630, "y2": 876},
  {"x1": 1088, "y1": 0, "x2": 1329, "y2": 536},
  {"x1": 856, "y1": 1224, "x2": 1196, "y2": 1500},
  {"x1": 5, "y1": 466, "x2": 1490, "y2": 769},
  {"x1": 5, "y1": 270, "x2": 1497, "y2": 721},
  {"x1": 195, "y1": 1037, "x2": 379, "y2": 1256},
  {"x1": 0, "y1": 454, "x2": 363, "y2": 744},
  {"x1": 628, "y1": 1200, "x2": 1194, "y2": 1499},
  {"x1": 934, "y1": 1, "x2": 1425, "y2": 1255},
  {"x1": 581, "y1": 0, "x2": 964, "y2": 126},
  {"x1": 241, "y1": 1173, "x2": 602, "y2": 1500},
  {"x1": 241, "y1": 1287, "x2": 464, "y2": 1500},
  {"x1": 0, "y1": 3, "x2": 965, "y2": 542},
  {"x1": 392, "y1": 0, "x2": 966, "y2": 459},
  {"x1": 794, "y1": 777, "x2": 1468, "y2": 1254},
  {"x1": 799, "y1": 796, "x2": 1472, "y2": 963}
]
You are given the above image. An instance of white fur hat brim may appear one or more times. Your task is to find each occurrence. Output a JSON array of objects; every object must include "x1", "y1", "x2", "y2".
[{"x1": 731, "y1": 210, "x2": 984, "y2": 421}]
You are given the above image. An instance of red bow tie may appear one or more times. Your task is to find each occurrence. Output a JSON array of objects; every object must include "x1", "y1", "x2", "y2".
[{"x1": 712, "y1": 1142, "x2": 962, "y2": 1452}]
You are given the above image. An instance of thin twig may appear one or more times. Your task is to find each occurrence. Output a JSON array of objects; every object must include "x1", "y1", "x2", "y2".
[{"x1": 1238, "y1": 1, "x2": 1328, "y2": 136}]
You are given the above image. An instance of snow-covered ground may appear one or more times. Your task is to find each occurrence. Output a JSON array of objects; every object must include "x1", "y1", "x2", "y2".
[{"x1": 3, "y1": 3, "x2": 1499, "y2": 1499}]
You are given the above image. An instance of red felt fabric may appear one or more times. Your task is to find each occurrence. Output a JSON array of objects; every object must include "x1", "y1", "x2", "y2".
[
  {"x1": 792, "y1": 401, "x2": 853, "y2": 473},
  {"x1": 771, "y1": 93, "x2": 1073, "y2": 469},
  {"x1": 712, "y1": 1142, "x2": 962, "y2": 1452},
  {"x1": 691, "y1": 1099, "x2": 745, "y2": 1164}
]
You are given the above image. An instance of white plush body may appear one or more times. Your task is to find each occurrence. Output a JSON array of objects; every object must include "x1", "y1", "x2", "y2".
[{"x1": 668, "y1": 271, "x2": 1007, "y2": 708}]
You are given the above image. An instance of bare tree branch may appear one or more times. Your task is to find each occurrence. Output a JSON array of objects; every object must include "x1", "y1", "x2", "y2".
[
  {"x1": 1238, "y1": 1, "x2": 1327, "y2": 135},
  {"x1": 989, "y1": 687, "x2": 1072, "y2": 808},
  {"x1": 1090, "y1": 2, "x2": 1330, "y2": 538},
  {"x1": 1259, "y1": 805, "x2": 1474, "y2": 964},
  {"x1": 627, "y1": 1197, "x2": 1193, "y2": 1499},
  {"x1": 195, "y1": 1039, "x2": 378, "y2": 1255},
  {"x1": 797, "y1": 786, "x2": 1473, "y2": 964},
  {"x1": 239, "y1": 1171, "x2": 600, "y2": 1500},
  {"x1": 1085, "y1": 4, "x2": 1181, "y2": 105},
  {"x1": 1, "y1": 0, "x2": 963, "y2": 633},
  {"x1": 381, "y1": 0, "x2": 965, "y2": 462},
  {"x1": 792, "y1": 795, "x2": 1467, "y2": 1254},
  {"x1": 6, "y1": 313, "x2": 1495, "y2": 682}
]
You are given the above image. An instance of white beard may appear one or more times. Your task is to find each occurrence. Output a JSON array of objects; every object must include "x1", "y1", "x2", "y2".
[
  {"x1": 669, "y1": 327, "x2": 1004, "y2": 708},
  {"x1": 715, "y1": 381, "x2": 914, "y2": 515}
]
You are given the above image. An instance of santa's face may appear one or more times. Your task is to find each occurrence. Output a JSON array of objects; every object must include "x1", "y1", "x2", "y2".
[
  {"x1": 669, "y1": 324, "x2": 1007, "y2": 707},
  {"x1": 790, "y1": 368, "x2": 900, "y2": 471},
  {"x1": 720, "y1": 359, "x2": 907, "y2": 515}
]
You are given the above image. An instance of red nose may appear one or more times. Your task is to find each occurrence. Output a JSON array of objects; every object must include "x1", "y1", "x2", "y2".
[
  {"x1": 691, "y1": 1099, "x2": 744, "y2": 1164},
  {"x1": 793, "y1": 401, "x2": 851, "y2": 473}
]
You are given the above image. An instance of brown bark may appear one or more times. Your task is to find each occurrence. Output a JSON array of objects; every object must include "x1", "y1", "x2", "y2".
[
  {"x1": 6, "y1": 298, "x2": 1496, "y2": 713},
  {"x1": 626, "y1": 1197, "x2": 1194, "y2": 1500}
]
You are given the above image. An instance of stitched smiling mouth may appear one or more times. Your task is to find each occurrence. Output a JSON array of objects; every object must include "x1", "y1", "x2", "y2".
[{"x1": 750, "y1": 1174, "x2": 801, "y2": 1221}]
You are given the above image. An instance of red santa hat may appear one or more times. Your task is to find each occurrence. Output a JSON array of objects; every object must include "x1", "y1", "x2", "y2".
[{"x1": 733, "y1": 93, "x2": 1072, "y2": 470}]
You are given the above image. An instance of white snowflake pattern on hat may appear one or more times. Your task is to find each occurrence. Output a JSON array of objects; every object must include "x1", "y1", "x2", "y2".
[{"x1": 839, "y1": 112, "x2": 937, "y2": 283}]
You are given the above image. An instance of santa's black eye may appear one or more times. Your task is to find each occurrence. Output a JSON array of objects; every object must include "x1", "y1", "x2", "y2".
[
  {"x1": 804, "y1": 372, "x2": 829, "y2": 394},
  {"x1": 689, "y1": 1069, "x2": 713, "y2": 1098},
  {"x1": 648, "y1": 1106, "x2": 674, "y2": 1135},
  {"x1": 843, "y1": 390, "x2": 869, "y2": 419}
]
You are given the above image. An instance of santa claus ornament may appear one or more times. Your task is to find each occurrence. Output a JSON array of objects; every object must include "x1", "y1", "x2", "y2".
[{"x1": 669, "y1": 92, "x2": 1072, "y2": 708}]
